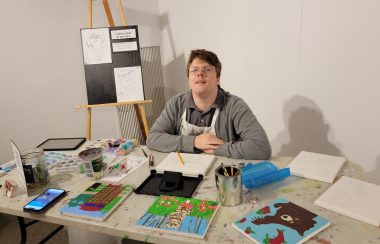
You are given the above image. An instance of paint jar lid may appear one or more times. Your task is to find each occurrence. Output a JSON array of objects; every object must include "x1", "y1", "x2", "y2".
[{"x1": 79, "y1": 147, "x2": 103, "y2": 161}]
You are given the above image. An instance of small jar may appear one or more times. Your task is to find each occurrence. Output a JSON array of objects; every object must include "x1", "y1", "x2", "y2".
[
  {"x1": 21, "y1": 148, "x2": 50, "y2": 188},
  {"x1": 79, "y1": 147, "x2": 104, "y2": 180}
]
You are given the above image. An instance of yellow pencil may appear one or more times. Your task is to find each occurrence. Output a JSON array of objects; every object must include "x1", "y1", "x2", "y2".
[
  {"x1": 176, "y1": 150, "x2": 185, "y2": 165},
  {"x1": 231, "y1": 165, "x2": 234, "y2": 176}
]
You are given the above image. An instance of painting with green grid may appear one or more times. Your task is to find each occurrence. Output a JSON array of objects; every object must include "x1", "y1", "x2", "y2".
[{"x1": 60, "y1": 182, "x2": 133, "y2": 221}]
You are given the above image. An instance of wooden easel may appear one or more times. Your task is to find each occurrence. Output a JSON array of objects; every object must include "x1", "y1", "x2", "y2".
[{"x1": 77, "y1": 0, "x2": 152, "y2": 141}]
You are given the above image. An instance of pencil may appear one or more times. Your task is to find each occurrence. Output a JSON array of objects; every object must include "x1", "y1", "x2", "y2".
[
  {"x1": 176, "y1": 150, "x2": 185, "y2": 165},
  {"x1": 221, "y1": 163, "x2": 229, "y2": 176},
  {"x1": 141, "y1": 148, "x2": 148, "y2": 157},
  {"x1": 231, "y1": 165, "x2": 234, "y2": 176}
]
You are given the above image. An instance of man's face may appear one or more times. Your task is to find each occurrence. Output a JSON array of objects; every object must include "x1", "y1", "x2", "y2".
[{"x1": 188, "y1": 58, "x2": 220, "y2": 97}]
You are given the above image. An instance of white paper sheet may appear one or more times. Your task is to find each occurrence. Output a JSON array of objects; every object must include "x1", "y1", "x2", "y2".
[
  {"x1": 111, "y1": 29, "x2": 136, "y2": 39},
  {"x1": 81, "y1": 28, "x2": 112, "y2": 65},
  {"x1": 112, "y1": 41, "x2": 138, "y2": 52},
  {"x1": 114, "y1": 66, "x2": 144, "y2": 102}
]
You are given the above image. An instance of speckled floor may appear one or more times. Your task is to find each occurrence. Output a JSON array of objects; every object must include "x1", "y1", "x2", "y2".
[
  {"x1": 0, "y1": 213, "x2": 69, "y2": 243},
  {"x1": 0, "y1": 213, "x2": 148, "y2": 244}
]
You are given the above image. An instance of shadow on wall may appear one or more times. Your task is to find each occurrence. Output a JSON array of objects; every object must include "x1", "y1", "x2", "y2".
[
  {"x1": 160, "y1": 12, "x2": 188, "y2": 100},
  {"x1": 366, "y1": 155, "x2": 380, "y2": 185},
  {"x1": 272, "y1": 95, "x2": 343, "y2": 157},
  {"x1": 164, "y1": 53, "x2": 188, "y2": 99}
]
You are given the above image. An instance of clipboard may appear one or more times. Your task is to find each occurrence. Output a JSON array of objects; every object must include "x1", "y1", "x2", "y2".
[{"x1": 37, "y1": 138, "x2": 86, "y2": 151}]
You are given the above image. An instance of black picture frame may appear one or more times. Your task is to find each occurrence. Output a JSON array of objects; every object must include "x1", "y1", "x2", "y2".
[{"x1": 37, "y1": 137, "x2": 86, "y2": 151}]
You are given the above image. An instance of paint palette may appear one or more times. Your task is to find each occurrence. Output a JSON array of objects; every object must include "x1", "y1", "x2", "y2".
[
  {"x1": 55, "y1": 155, "x2": 83, "y2": 173},
  {"x1": 44, "y1": 151, "x2": 67, "y2": 169}
]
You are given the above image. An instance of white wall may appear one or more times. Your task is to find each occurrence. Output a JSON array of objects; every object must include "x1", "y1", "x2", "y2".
[
  {"x1": 158, "y1": 0, "x2": 380, "y2": 184},
  {"x1": 0, "y1": 0, "x2": 161, "y2": 162},
  {"x1": 1, "y1": 1, "x2": 379, "y2": 184}
]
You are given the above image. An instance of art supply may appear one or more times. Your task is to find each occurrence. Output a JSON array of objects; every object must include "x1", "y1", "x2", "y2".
[
  {"x1": 215, "y1": 165, "x2": 242, "y2": 206},
  {"x1": 315, "y1": 176, "x2": 380, "y2": 226},
  {"x1": 44, "y1": 151, "x2": 67, "y2": 169},
  {"x1": 141, "y1": 148, "x2": 148, "y2": 157},
  {"x1": 79, "y1": 148, "x2": 104, "y2": 180},
  {"x1": 288, "y1": 151, "x2": 345, "y2": 183},
  {"x1": 101, "y1": 156, "x2": 147, "y2": 183},
  {"x1": 142, "y1": 148, "x2": 154, "y2": 167},
  {"x1": 156, "y1": 152, "x2": 215, "y2": 177},
  {"x1": 60, "y1": 182, "x2": 133, "y2": 221},
  {"x1": 233, "y1": 198, "x2": 330, "y2": 243},
  {"x1": 221, "y1": 163, "x2": 229, "y2": 176},
  {"x1": 0, "y1": 161, "x2": 17, "y2": 172},
  {"x1": 135, "y1": 195, "x2": 219, "y2": 239},
  {"x1": 242, "y1": 161, "x2": 290, "y2": 189},
  {"x1": 55, "y1": 155, "x2": 83, "y2": 173},
  {"x1": 135, "y1": 170, "x2": 203, "y2": 198},
  {"x1": 176, "y1": 150, "x2": 185, "y2": 165},
  {"x1": 148, "y1": 154, "x2": 154, "y2": 167},
  {"x1": 21, "y1": 148, "x2": 50, "y2": 188}
]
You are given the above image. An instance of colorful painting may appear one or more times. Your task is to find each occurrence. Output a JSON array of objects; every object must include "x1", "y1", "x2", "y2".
[
  {"x1": 136, "y1": 195, "x2": 219, "y2": 239},
  {"x1": 60, "y1": 183, "x2": 133, "y2": 221},
  {"x1": 232, "y1": 198, "x2": 330, "y2": 244}
]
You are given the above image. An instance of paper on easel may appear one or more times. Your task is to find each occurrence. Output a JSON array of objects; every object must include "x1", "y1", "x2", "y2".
[
  {"x1": 155, "y1": 153, "x2": 216, "y2": 177},
  {"x1": 288, "y1": 151, "x2": 345, "y2": 183},
  {"x1": 315, "y1": 176, "x2": 380, "y2": 226},
  {"x1": 9, "y1": 140, "x2": 27, "y2": 195}
]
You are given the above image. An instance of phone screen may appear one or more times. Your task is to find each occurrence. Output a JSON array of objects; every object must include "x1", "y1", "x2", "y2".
[{"x1": 23, "y1": 188, "x2": 66, "y2": 212}]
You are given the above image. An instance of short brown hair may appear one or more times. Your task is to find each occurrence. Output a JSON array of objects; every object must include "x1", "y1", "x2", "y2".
[{"x1": 186, "y1": 49, "x2": 222, "y2": 78}]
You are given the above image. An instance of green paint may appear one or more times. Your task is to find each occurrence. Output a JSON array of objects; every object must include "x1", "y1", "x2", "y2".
[
  {"x1": 144, "y1": 235, "x2": 149, "y2": 242},
  {"x1": 147, "y1": 196, "x2": 218, "y2": 219},
  {"x1": 277, "y1": 187, "x2": 295, "y2": 193},
  {"x1": 122, "y1": 234, "x2": 129, "y2": 240},
  {"x1": 304, "y1": 179, "x2": 322, "y2": 189}
]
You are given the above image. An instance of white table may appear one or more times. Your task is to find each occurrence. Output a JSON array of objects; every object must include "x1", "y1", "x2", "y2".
[{"x1": 1, "y1": 146, "x2": 378, "y2": 244}]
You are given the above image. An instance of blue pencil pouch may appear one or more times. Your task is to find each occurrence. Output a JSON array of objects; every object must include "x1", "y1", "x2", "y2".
[{"x1": 241, "y1": 161, "x2": 290, "y2": 189}]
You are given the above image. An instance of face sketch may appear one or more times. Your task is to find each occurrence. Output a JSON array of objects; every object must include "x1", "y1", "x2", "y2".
[{"x1": 188, "y1": 58, "x2": 220, "y2": 97}]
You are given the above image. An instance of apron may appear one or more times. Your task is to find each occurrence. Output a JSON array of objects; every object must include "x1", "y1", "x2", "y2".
[{"x1": 180, "y1": 108, "x2": 220, "y2": 136}]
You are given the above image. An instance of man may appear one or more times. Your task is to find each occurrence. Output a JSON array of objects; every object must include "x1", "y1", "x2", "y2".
[{"x1": 147, "y1": 49, "x2": 271, "y2": 159}]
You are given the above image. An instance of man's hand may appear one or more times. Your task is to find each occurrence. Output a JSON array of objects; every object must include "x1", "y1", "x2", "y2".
[{"x1": 194, "y1": 133, "x2": 224, "y2": 154}]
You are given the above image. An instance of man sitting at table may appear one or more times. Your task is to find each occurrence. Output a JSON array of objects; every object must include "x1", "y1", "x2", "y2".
[{"x1": 147, "y1": 49, "x2": 271, "y2": 160}]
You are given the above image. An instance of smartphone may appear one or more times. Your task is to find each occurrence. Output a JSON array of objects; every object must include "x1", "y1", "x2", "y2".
[{"x1": 23, "y1": 188, "x2": 66, "y2": 213}]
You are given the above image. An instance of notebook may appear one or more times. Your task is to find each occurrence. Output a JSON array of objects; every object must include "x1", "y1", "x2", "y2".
[
  {"x1": 135, "y1": 195, "x2": 219, "y2": 239},
  {"x1": 60, "y1": 182, "x2": 133, "y2": 221},
  {"x1": 315, "y1": 176, "x2": 380, "y2": 226},
  {"x1": 155, "y1": 152, "x2": 216, "y2": 176},
  {"x1": 232, "y1": 198, "x2": 330, "y2": 244},
  {"x1": 288, "y1": 151, "x2": 345, "y2": 183}
]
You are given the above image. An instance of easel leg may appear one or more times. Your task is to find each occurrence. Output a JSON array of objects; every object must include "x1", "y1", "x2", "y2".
[
  {"x1": 87, "y1": 108, "x2": 92, "y2": 141},
  {"x1": 133, "y1": 104, "x2": 149, "y2": 143}
]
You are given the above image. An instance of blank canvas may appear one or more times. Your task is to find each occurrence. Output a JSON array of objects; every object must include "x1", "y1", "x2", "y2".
[
  {"x1": 315, "y1": 176, "x2": 380, "y2": 226},
  {"x1": 288, "y1": 151, "x2": 345, "y2": 183}
]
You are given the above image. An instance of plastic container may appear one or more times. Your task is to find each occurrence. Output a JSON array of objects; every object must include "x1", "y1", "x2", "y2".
[
  {"x1": 241, "y1": 161, "x2": 290, "y2": 189},
  {"x1": 21, "y1": 148, "x2": 50, "y2": 188}
]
